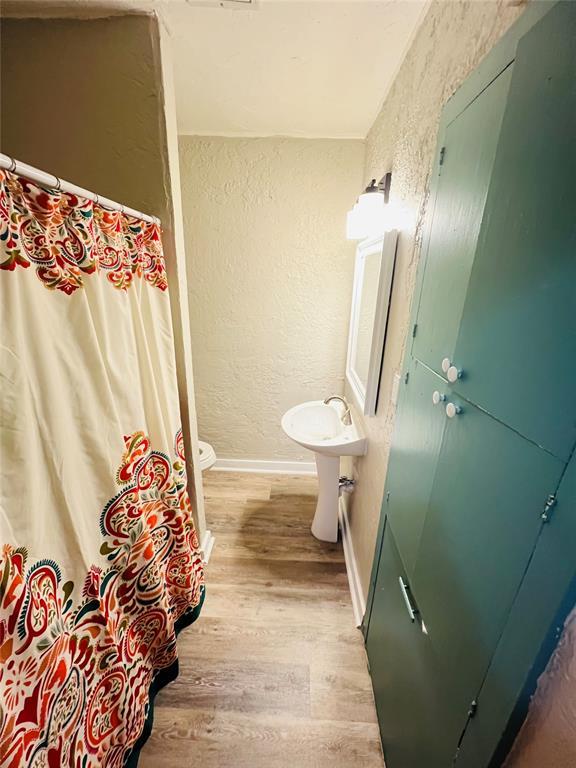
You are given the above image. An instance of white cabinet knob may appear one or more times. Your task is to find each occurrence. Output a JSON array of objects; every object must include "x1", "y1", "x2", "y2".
[
  {"x1": 446, "y1": 402, "x2": 462, "y2": 418},
  {"x1": 447, "y1": 365, "x2": 463, "y2": 383},
  {"x1": 432, "y1": 390, "x2": 446, "y2": 405},
  {"x1": 441, "y1": 357, "x2": 451, "y2": 373}
]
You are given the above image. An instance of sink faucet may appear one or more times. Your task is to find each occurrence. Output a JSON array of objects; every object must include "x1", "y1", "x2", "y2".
[{"x1": 323, "y1": 395, "x2": 352, "y2": 426}]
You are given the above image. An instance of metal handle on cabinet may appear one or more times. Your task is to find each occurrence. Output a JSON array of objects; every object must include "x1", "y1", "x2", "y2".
[
  {"x1": 446, "y1": 402, "x2": 462, "y2": 418},
  {"x1": 399, "y1": 577, "x2": 417, "y2": 622},
  {"x1": 432, "y1": 390, "x2": 446, "y2": 406}
]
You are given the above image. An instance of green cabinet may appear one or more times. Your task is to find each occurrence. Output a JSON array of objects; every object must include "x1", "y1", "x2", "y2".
[
  {"x1": 385, "y1": 359, "x2": 447, "y2": 577},
  {"x1": 413, "y1": 396, "x2": 563, "y2": 727},
  {"x1": 366, "y1": 525, "x2": 458, "y2": 768},
  {"x1": 456, "y1": 450, "x2": 576, "y2": 767},
  {"x1": 450, "y1": 3, "x2": 576, "y2": 461},
  {"x1": 412, "y1": 63, "x2": 512, "y2": 378},
  {"x1": 365, "y1": 4, "x2": 576, "y2": 767}
]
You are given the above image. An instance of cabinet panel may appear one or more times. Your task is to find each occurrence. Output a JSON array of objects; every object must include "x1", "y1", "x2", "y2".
[
  {"x1": 385, "y1": 359, "x2": 448, "y2": 576},
  {"x1": 412, "y1": 64, "x2": 512, "y2": 377},
  {"x1": 366, "y1": 525, "x2": 458, "y2": 768},
  {"x1": 413, "y1": 395, "x2": 564, "y2": 723},
  {"x1": 456, "y1": 445, "x2": 576, "y2": 767},
  {"x1": 449, "y1": 2, "x2": 576, "y2": 461}
]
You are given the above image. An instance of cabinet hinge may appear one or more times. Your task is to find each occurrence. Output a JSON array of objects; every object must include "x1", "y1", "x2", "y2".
[
  {"x1": 452, "y1": 700, "x2": 478, "y2": 764},
  {"x1": 541, "y1": 493, "x2": 557, "y2": 523},
  {"x1": 404, "y1": 371, "x2": 410, "y2": 385},
  {"x1": 439, "y1": 146, "x2": 446, "y2": 166},
  {"x1": 412, "y1": 323, "x2": 418, "y2": 338}
]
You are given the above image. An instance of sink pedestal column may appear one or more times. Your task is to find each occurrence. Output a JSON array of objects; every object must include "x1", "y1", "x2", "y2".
[{"x1": 311, "y1": 453, "x2": 340, "y2": 543}]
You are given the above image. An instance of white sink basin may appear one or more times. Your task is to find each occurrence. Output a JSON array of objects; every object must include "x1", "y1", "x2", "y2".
[
  {"x1": 281, "y1": 400, "x2": 367, "y2": 457},
  {"x1": 281, "y1": 399, "x2": 367, "y2": 543}
]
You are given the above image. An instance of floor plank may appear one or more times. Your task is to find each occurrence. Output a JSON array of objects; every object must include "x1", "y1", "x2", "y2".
[
  {"x1": 212, "y1": 532, "x2": 344, "y2": 562},
  {"x1": 139, "y1": 471, "x2": 384, "y2": 767},
  {"x1": 143, "y1": 709, "x2": 384, "y2": 768},
  {"x1": 179, "y1": 616, "x2": 368, "y2": 672},
  {"x1": 206, "y1": 556, "x2": 350, "y2": 591},
  {"x1": 156, "y1": 658, "x2": 311, "y2": 717},
  {"x1": 206, "y1": 499, "x2": 317, "y2": 537}
]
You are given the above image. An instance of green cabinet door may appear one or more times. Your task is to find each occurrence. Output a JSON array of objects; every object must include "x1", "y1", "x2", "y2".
[
  {"x1": 455, "y1": 448, "x2": 576, "y2": 767},
  {"x1": 412, "y1": 394, "x2": 565, "y2": 730},
  {"x1": 366, "y1": 525, "x2": 458, "y2": 768},
  {"x1": 412, "y1": 64, "x2": 513, "y2": 377},
  {"x1": 449, "y1": 2, "x2": 576, "y2": 461},
  {"x1": 385, "y1": 359, "x2": 448, "y2": 577}
]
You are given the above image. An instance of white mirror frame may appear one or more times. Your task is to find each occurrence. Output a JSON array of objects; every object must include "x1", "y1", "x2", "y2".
[{"x1": 346, "y1": 229, "x2": 398, "y2": 416}]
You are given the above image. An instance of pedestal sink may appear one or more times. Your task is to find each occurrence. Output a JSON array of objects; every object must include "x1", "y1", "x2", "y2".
[{"x1": 281, "y1": 400, "x2": 367, "y2": 542}]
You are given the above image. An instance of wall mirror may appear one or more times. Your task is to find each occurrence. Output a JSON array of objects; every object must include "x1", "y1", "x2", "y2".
[{"x1": 346, "y1": 230, "x2": 398, "y2": 416}]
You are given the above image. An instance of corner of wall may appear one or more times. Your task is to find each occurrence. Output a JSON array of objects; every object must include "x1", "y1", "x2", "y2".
[{"x1": 152, "y1": 15, "x2": 207, "y2": 540}]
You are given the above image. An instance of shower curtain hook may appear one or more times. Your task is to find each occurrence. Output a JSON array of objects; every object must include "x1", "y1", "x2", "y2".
[
  {"x1": 9, "y1": 157, "x2": 16, "y2": 173},
  {"x1": 54, "y1": 175, "x2": 62, "y2": 192}
]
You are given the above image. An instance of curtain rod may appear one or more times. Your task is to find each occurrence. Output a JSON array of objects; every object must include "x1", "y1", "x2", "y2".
[{"x1": 0, "y1": 153, "x2": 161, "y2": 226}]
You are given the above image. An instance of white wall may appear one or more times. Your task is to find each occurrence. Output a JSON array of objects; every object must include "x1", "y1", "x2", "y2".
[{"x1": 179, "y1": 136, "x2": 364, "y2": 463}]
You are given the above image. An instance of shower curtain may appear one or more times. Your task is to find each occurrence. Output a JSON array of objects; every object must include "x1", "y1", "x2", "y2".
[{"x1": 0, "y1": 169, "x2": 205, "y2": 767}]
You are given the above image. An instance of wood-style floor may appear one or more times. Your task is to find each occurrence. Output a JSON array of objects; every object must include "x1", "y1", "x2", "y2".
[{"x1": 140, "y1": 471, "x2": 384, "y2": 768}]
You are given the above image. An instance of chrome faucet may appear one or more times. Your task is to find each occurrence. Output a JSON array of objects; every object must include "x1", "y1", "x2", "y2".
[{"x1": 323, "y1": 395, "x2": 352, "y2": 426}]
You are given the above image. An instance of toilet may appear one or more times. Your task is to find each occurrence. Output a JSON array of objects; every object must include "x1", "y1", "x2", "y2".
[{"x1": 198, "y1": 440, "x2": 217, "y2": 472}]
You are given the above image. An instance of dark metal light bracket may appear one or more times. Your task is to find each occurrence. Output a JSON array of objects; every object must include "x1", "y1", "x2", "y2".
[{"x1": 364, "y1": 172, "x2": 392, "y2": 204}]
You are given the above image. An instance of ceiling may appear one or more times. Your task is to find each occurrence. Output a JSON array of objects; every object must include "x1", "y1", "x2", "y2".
[
  {"x1": 168, "y1": 0, "x2": 428, "y2": 138},
  {"x1": 1, "y1": 0, "x2": 428, "y2": 139}
]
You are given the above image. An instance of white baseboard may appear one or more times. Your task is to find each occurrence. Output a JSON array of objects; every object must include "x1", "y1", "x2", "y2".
[
  {"x1": 200, "y1": 529, "x2": 215, "y2": 564},
  {"x1": 212, "y1": 458, "x2": 316, "y2": 475},
  {"x1": 339, "y1": 497, "x2": 366, "y2": 628}
]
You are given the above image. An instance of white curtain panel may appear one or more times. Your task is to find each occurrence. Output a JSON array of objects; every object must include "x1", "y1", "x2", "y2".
[{"x1": 0, "y1": 169, "x2": 205, "y2": 768}]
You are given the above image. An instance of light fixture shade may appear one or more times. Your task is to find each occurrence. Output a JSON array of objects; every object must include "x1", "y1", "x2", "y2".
[
  {"x1": 358, "y1": 190, "x2": 385, "y2": 213},
  {"x1": 346, "y1": 192, "x2": 386, "y2": 240},
  {"x1": 346, "y1": 204, "x2": 364, "y2": 239}
]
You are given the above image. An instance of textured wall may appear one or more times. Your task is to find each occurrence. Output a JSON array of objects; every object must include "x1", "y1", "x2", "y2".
[
  {"x1": 345, "y1": 0, "x2": 525, "y2": 600},
  {"x1": 504, "y1": 606, "x2": 576, "y2": 768},
  {"x1": 179, "y1": 136, "x2": 364, "y2": 461},
  {"x1": 1, "y1": 16, "x2": 166, "y2": 217}
]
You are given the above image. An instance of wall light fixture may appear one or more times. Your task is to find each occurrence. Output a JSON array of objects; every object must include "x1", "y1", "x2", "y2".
[{"x1": 346, "y1": 173, "x2": 392, "y2": 241}]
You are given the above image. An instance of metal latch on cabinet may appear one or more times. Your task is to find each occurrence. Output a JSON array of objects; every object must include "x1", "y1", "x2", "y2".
[{"x1": 541, "y1": 493, "x2": 557, "y2": 523}]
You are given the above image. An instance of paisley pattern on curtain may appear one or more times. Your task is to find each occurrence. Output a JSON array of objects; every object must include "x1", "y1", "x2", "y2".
[
  {"x1": 0, "y1": 170, "x2": 205, "y2": 767},
  {"x1": 0, "y1": 170, "x2": 167, "y2": 294}
]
